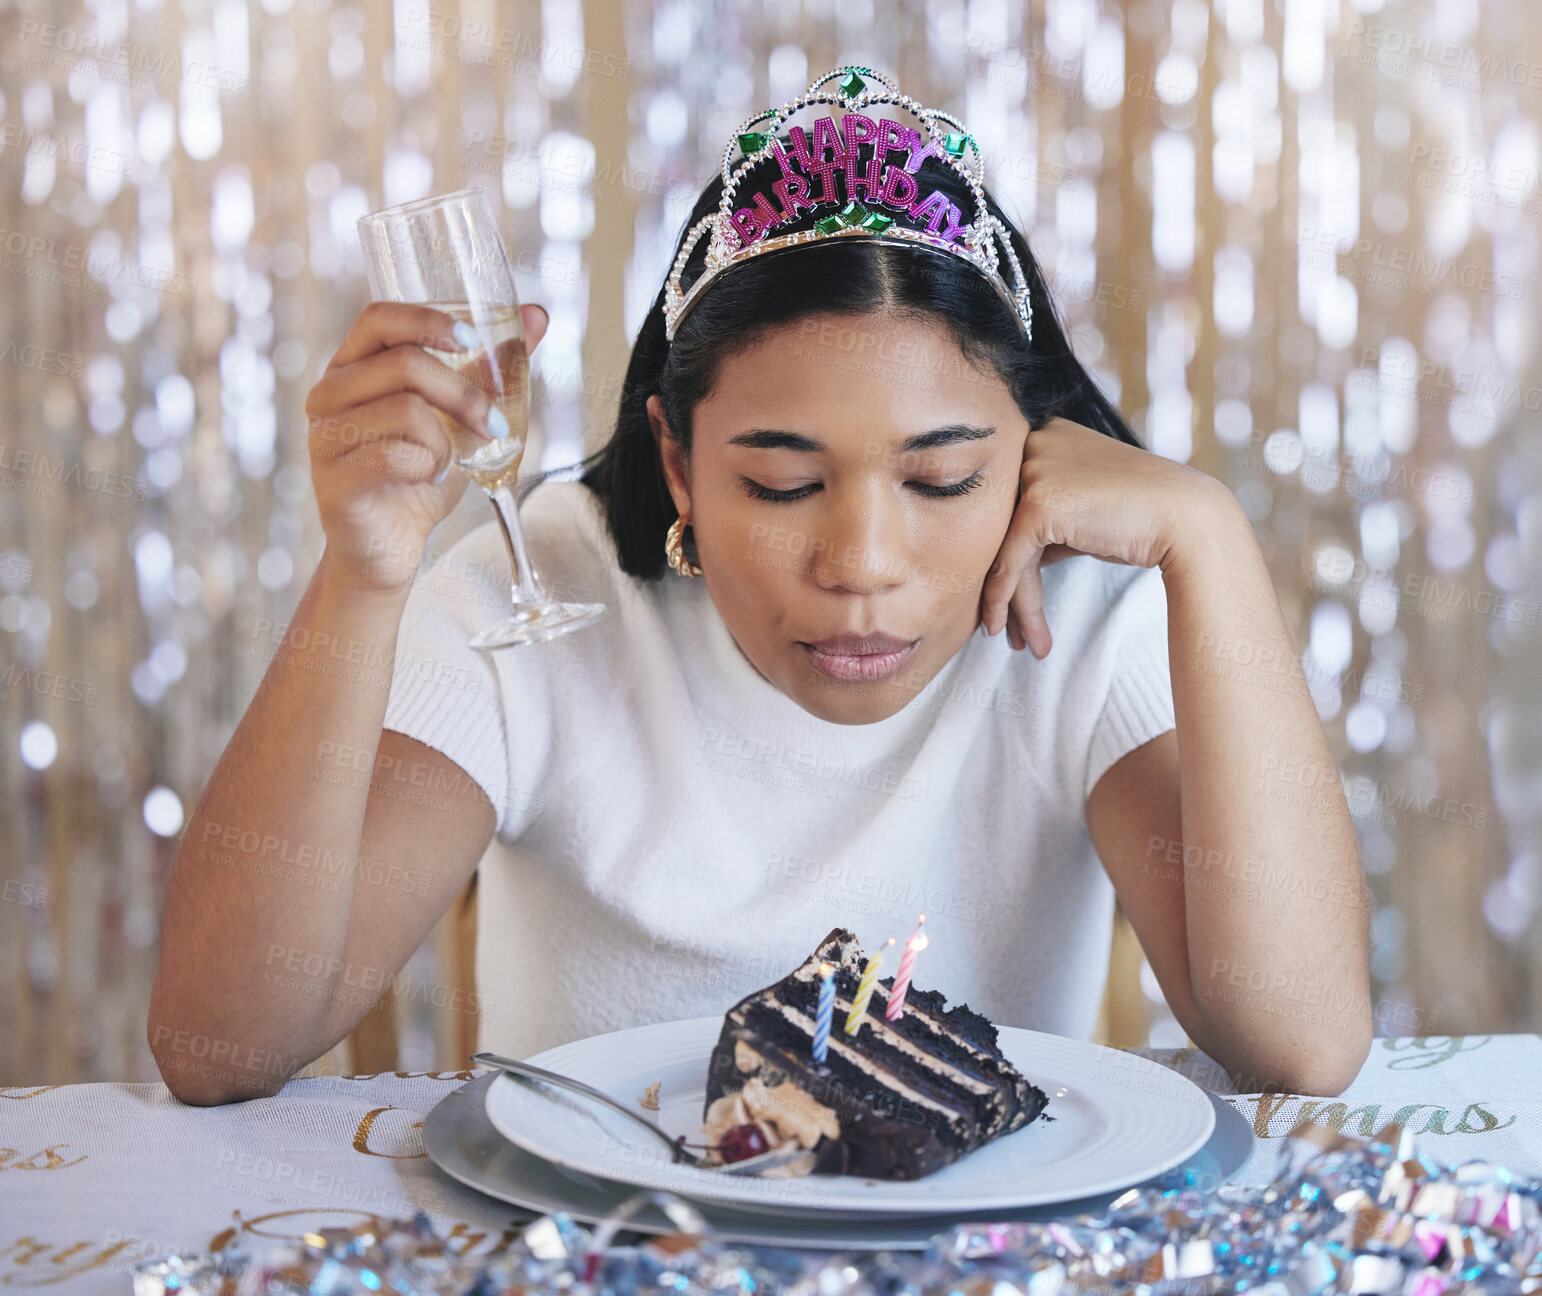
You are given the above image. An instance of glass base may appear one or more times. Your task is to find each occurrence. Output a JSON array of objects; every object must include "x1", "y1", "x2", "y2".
[{"x1": 468, "y1": 601, "x2": 606, "y2": 650}]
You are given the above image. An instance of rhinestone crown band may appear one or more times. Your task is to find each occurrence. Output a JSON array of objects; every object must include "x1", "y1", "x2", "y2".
[{"x1": 662, "y1": 66, "x2": 1034, "y2": 346}]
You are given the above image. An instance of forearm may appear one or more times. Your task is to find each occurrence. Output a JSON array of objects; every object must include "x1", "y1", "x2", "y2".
[
  {"x1": 1160, "y1": 483, "x2": 1372, "y2": 1093},
  {"x1": 149, "y1": 549, "x2": 413, "y2": 1102}
]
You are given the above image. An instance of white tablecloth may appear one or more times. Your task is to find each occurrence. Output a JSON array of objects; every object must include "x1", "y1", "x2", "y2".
[{"x1": 3, "y1": 1035, "x2": 1539, "y2": 1292}]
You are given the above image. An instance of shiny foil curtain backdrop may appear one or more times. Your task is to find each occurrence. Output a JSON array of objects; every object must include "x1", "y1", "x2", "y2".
[{"x1": 1, "y1": 0, "x2": 1538, "y2": 1086}]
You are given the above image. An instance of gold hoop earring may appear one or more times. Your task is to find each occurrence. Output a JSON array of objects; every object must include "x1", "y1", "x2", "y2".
[{"x1": 665, "y1": 515, "x2": 703, "y2": 577}]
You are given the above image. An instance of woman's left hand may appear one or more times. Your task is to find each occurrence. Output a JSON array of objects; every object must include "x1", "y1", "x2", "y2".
[{"x1": 981, "y1": 416, "x2": 1230, "y2": 657}]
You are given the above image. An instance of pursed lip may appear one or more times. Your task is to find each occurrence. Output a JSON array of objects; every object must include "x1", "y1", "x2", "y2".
[
  {"x1": 796, "y1": 632, "x2": 920, "y2": 684},
  {"x1": 800, "y1": 632, "x2": 916, "y2": 655}
]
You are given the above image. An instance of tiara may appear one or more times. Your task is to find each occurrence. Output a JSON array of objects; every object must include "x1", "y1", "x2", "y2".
[{"x1": 663, "y1": 65, "x2": 1034, "y2": 347}]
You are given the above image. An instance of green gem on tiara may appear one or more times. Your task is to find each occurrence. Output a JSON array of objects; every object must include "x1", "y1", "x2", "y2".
[
  {"x1": 808, "y1": 203, "x2": 894, "y2": 236},
  {"x1": 664, "y1": 66, "x2": 1035, "y2": 346},
  {"x1": 837, "y1": 200, "x2": 885, "y2": 229},
  {"x1": 810, "y1": 201, "x2": 895, "y2": 236}
]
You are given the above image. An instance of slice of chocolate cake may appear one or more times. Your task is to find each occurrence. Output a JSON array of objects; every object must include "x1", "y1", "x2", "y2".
[{"x1": 701, "y1": 927, "x2": 1049, "y2": 1180}]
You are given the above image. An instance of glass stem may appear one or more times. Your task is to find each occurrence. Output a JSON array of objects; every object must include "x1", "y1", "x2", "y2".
[{"x1": 488, "y1": 483, "x2": 548, "y2": 608}]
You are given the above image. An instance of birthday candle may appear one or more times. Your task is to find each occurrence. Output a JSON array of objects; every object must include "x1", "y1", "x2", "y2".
[
  {"x1": 812, "y1": 961, "x2": 835, "y2": 1063},
  {"x1": 884, "y1": 915, "x2": 928, "y2": 1022},
  {"x1": 844, "y1": 938, "x2": 895, "y2": 1036}
]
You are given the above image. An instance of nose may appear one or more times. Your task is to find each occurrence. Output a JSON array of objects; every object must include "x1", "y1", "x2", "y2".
[{"x1": 810, "y1": 489, "x2": 910, "y2": 595}]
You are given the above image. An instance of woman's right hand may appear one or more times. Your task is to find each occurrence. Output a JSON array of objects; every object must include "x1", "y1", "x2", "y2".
[{"x1": 305, "y1": 300, "x2": 550, "y2": 593}]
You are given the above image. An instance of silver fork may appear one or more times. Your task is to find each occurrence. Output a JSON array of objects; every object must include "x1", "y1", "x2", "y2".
[{"x1": 473, "y1": 1051, "x2": 815, "y2": 1177}]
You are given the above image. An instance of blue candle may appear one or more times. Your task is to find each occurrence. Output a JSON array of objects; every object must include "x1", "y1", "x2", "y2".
[{"x1": 812, "y1": 961, "x2": 835, "y2": 1063}]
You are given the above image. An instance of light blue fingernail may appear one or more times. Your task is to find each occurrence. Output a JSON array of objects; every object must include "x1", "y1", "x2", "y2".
[
  {"x1": 487, "y1": 405, "x2": 509, "y2": 439},
  {"x1": 452, "y1": 320, "x2": 478, "y2": 349},
  {"x1": 433, "y1": 463, "x2": 450, "y2": 486}
]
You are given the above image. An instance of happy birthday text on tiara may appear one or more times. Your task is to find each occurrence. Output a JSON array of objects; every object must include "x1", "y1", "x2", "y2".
[{"x1": 725, "y1": 113, "x2": 975, "y2": 251}]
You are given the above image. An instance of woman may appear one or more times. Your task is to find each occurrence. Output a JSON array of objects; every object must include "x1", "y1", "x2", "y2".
[{"x1": 148, "y1": 97, "x2": 1371, "y2": 1106}]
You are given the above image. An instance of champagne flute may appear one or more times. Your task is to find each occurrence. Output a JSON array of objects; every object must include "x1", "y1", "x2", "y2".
[{"x1": 357, "y1": 187, "x2": 604, "y2": 648}]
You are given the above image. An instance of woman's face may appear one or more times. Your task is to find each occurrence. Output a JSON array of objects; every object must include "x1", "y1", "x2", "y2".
[{"x1": 649, "y1": 310, "x2": 1030, "y2": 725}]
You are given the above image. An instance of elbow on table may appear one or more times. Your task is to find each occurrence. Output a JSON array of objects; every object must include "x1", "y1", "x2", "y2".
[
  {"x1": 147, "y1": 1017, "x2": 291, "y2": 1107},
  {"x1": 1263, "y1": 1053, "x2": 1364, "y2": 1098},
  {"x1": 1229, "y1": 1027, "x2": 1373, "y2": 1098},
  {"x1": 160, "y1": 1070, "x2": 284, "y2": 1107},
  {"x1": 1200, "y1": 998, "x2": 1373, "y2": 1097}
]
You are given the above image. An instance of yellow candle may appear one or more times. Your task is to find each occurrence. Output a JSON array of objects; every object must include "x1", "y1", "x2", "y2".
[{"x1": 843, "y1": 938, "x2": 895, "y2": 1036}]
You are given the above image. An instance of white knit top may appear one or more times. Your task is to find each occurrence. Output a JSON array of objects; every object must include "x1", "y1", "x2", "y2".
[{"x1": 381, "y1": 478, "x2": 1176, "y2": 1059}]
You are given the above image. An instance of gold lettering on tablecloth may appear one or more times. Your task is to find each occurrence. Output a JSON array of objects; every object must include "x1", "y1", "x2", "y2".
[
  {"x1": 0, "y1": 1235, "x2": 138, "y2": 1286},
  {"x1": 210, "y1": 1209, "x2": 389, "y2": 1250},
  {"x1": 1227, "y1": 1095, "x2": 1518, "y2": 1139},
  {"x1": 393, "y1": 1070, "x2": 477, "y2": 1081},
  {"x1": 0, "y1": 1146, "x2": 86, "y2": 1171},
  {"x1": 440, "y1": 1221, "x2": 532, "y2": 1255},
  {"x1": 1292, "y1": 1102, "x2": 1386, "y2": 1138},
  {"x1": 205, "y1": 1212, "x2": 529, "y2": 1259},
  {"x1": 352, "y1": 1106, "x2": 426, "y2": 1158},
  {"x1": 1455, "y1": 1103, "x2": 1516, "y2": 1133},
  {"x1": 441, "y1": 1223, "x2": 490, "y2": 1252},
  {"x1": 0, "y1": 1239, "x2": 51, "y2": 1266},
  {"x1": 1386, "y1": 1103, "x2": 1443, "y2": 1131},
  {"x1": 342, "y1": 1070, "x2": 478, "y2": 1082},
  {"x1": 1247, "y1": 1090, "x2": 1298, "y2": 1139},
  {"x1": 1380, "y1": 1036, "x2": 1492, "y2": 1069}
]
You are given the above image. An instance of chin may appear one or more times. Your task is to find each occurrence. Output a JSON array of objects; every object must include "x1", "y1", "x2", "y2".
[
  {"x1": 800, "y1": 693, "x2": 906, "y2": 725},
  {"x1": 786, "y1": 668, "x2": 928, "y2": 725}
]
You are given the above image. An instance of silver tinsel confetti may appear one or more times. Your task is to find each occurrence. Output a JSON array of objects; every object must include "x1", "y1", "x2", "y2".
[{"x1": 130, "y1": 1122, "x2": 1542, "y2": 1296}]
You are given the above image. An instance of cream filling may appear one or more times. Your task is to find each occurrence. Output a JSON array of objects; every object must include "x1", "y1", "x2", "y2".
[
  {"x1": 867, "y1": 992, "x2": 1014, "y2": 1126},
  {"x1": 879, "y1": 989, "x2": 994, "y2": 1062},
  {"x1": 793, "y1": 943, "x2": 995, "y2": 1064},
  {"x1": 751, "y1": 999, "x2": 968, "y2": 1121},
  {"x1": 835, "y1": 999, "x2": 996, "y2": 1095},
  {"x1": 746, "y1": 981, "x2": 999, "y2": 1096},
  {"x1": 701, "y1": 1074, "x2": 839, "y2": 1162},
  {"x1": 783, "y1": 943, "x2": 1011, "y2": 1124},
  {"x1": 734, "y1": 1038, "x2": 760, "y2": 1074}
]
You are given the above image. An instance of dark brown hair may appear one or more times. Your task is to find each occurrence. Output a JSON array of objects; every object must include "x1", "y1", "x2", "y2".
[{"x1": 526, "y1": 152, "x2": 1142, "y2": 580}]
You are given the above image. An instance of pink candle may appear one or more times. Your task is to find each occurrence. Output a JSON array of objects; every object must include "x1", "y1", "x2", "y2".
[{"x1": 884, "y1": 915, "x2": 928, "y2": 1021}]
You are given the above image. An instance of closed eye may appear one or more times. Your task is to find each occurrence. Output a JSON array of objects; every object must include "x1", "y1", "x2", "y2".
[
  {"x1": 739, "y1": 471, "x2": 985, "y2": 502},
  {"x1": 910, "y1": 472, "x2": 986, "y2": 498},
  {"x1": 739, "y1": 479, "x2": 818, "y2": 502}
]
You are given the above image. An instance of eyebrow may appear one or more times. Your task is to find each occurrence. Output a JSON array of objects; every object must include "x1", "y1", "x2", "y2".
[{"x1": 727, "y1": 423, "x2": 997, "y2": 454}]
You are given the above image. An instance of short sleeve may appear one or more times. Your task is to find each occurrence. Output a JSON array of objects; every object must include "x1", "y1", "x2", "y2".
[
  {"x1": 1082, "y1": 564, "x2": 1177, "y2": 803},
  {"x1": 380, "y1": 534, "x2": 516, "y2": 838}
]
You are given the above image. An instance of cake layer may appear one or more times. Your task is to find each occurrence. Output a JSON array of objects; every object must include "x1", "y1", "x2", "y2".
[
  {"x1": 791, "y1": 928, "x2": 1045, "y2": 1140},
  {"x1": 750, "y1": 976, "x2": 994, "y2": 1139},
  {"x1": 703, "y1": 927, "x2": 1049, "y2": 1180},
  {"x1": 707, "y1": 1019, "x2": 963, "y2": 1179},
  {"x1": 732, "y1": 996, "x2": 979, "y2": 1142}
]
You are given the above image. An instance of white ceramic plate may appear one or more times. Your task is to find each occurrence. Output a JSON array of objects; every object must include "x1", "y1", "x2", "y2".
[
  {"x1": 427, "y1": 1073, "x2": 1251, "y2": 1250},
  {"x1": 484, "y1": 1016, "x2": 1215, "y2": 1217}
]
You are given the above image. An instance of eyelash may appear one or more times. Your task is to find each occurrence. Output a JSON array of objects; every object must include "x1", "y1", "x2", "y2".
[{"x1": 740, "y1": 472, "x2": 985, "y2": 503}]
